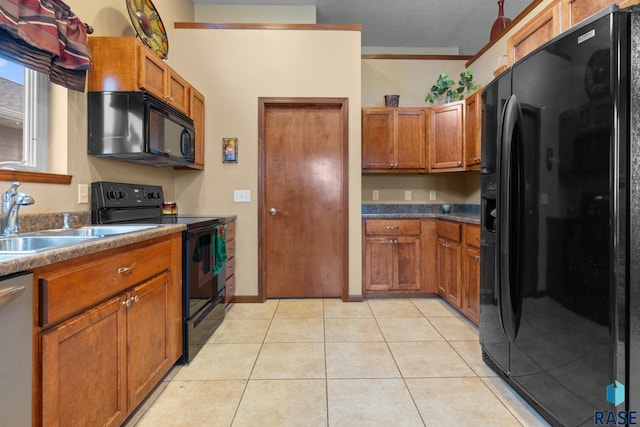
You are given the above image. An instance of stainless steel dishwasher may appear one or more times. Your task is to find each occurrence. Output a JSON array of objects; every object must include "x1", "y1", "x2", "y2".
[{"x1": 0, "y1": 272, "x2": 32, "y2": 426}]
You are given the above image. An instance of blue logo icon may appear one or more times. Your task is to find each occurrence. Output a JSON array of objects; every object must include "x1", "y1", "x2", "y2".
[{"x1": 607, "y1": 381, "x2": 625, "y2": 407}]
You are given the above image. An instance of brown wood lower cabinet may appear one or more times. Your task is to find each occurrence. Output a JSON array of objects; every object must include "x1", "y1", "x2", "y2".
[
  {"x1": 363, "y1": 218, "x2": 437, "y2": 296},
  {"x1": 436, "y1": 220, "x2": 462, "y2": 307},
  {"x1": 435, "y1": 220, "x2": 480, "y2": 325},
  {"x1": 364, "y1": 220, "x2": 421, "y2": 292},
  {"x1": 34, "y1": 233, "x2": 182, "y2": 427}
]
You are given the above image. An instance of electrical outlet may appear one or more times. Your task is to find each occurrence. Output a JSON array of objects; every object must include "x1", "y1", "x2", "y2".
[
  {"x1": 429, "y1": 190, "x2": 437, "y2": 201},
  {"x1": 233, "y1": 190, "x2": 251, "y2": 203},
  {"x1": 405, "y1": 190, "x2": 412, "y2": 201},
  {"x1": 78, "y1": 184, "x2": 89, "y2": 204},
  {"x1": 372, "y1": 190, "x2": 379, "y2": 201}
]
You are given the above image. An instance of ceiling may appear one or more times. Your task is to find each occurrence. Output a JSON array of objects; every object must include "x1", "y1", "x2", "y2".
[{"x1": 192, "y1": 0, "x2": 532, "y2": 55}]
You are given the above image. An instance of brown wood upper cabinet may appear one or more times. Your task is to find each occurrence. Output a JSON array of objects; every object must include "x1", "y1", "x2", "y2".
[
  {"x1": 88, "y1": 36, "x2": 205, "y2": 170},
  {"x1": 507, "y1": 2, "x2": 561, "y2": 65},
  {"x1": 429, "y1": 101, "x2": 465, "y2": 173},
  {"x1": 362, "y1": 108, "x2": 427, "y2": 173}
]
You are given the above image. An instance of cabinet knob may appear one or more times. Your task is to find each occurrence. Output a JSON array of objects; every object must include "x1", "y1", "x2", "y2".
[
  {"x1": 132, "y1": 295, "x2": 140, "y2": 303},
  {"x1": 457, "y1": 160, "x2": 462, "y2": 166},
  {"x1": 123, "y1": 298, "x2": 131, "y2": 308},
  {"x1": 386, "y1": 226, "x2": 400, "y2": 230},
  {"x1": 475, "y1": 255, "x2": 480, "y2": 260}
]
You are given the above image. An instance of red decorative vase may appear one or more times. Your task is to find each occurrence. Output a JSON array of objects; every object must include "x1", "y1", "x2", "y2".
[{"x1": 490, "y1": 0, "x2": 512, "y2": 41}]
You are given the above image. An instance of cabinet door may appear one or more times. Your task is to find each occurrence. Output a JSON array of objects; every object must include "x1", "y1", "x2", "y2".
[
  {"x1": 167, "y1": 71, "x2": 190, "y2": 114},
  {"x1": 436, "y1": 238, "x2": 461, "y2": 307},
  {"x1": 436, "y1": 238, "x2": 449, "y2": 296},
  {"x1": 364, "y1": 237, "x2": 394, "y2": 291},
  {"x1": 462, "y1": 246, "x2": 480, "y2": 325},
  {"x1": 446, "y1": 242, "x2": 461, "y2": 307},
  {"x1": 41, "y1": 296, "x2": 127, "y2": 427},
  {"x1": 394, "y1": 236, "x2": 422, "y2": 290},
  {"x1": 362, "y1": 109, "x2": 394, "y2": 170},
  {"x1": 464, "y1": 92, "x2": 481, "y2": 170},
  {"x1": 137, "y1": 45, "x2": 167, "y2": 102},
  {"x1": 430, "y1": 102, "x2": 464, "y2": 172},
  {"x1": 189, "y1": 87, "x2": 205, "y2": 169},
  {"x1": 127, "y1": 272, "x2": 172, "y2": 410},
  {"x1": 395, "y1": 109, "x2": 426, "y2": 170}
]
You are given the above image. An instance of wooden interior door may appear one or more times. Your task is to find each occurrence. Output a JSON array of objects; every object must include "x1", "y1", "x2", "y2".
[{"x1": 259, "y1": 98, "x2": 348, "y2": 299}]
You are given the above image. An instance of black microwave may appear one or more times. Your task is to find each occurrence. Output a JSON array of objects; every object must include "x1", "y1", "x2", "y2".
[{"x1": 88, "y1": 91, "x2": 195, "y2": 167}]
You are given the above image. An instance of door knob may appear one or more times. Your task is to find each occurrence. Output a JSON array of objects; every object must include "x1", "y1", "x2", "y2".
[{"x1": 269, "y1": 208, "x2": 277, "y2": 216}]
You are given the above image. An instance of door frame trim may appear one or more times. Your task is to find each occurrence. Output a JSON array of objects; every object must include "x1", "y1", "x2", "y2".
[{"x1": 257, "y1": 97, "x2": 350, "y2": 301}]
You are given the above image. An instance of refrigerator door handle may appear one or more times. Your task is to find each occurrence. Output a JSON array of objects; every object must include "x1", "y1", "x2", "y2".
[{"x1": 497, "y1": 94, "x2": 523, "y2": 343}]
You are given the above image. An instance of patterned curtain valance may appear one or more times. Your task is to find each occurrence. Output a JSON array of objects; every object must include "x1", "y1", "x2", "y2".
[{"x1": 0, "y1": 0, "x2": 92, "y2": 91}]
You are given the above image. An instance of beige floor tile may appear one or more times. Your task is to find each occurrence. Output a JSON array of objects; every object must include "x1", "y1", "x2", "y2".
[
  {"x1": 135, "y1": 380, "x2": 245, "y2": 427},
  {"x1": 251, "y1": 342, "x2": 325, "y2": 379},
  {"x1": 482, "y1": 377, "x2": 551, "y2": 427},
  {"x1": 411, "y1": 297, "x2": 459, "y2": 317},
  {"x1": 208, "y1": 319, "x2": 271, "y2": 343},
  {"x1": 264, "y1": 318, "x2": 324, "y2": 342},
  {"x1": 327, "y1": 379, "x2": 424, "y2": 427},
  {"x1": 174, "y1": 343, "x2": 261, "y2": 380},
  {"x1": 325, "y1": 318, "x2": 384, "y2": 342},
  {"x1": 449, "y1": 340, "x2": 498, "y2": 377},
  {"x1": 324, "y1": 299, "x2": 374, "y2": 318},
  {"x1": 389, "y1": 341, "x2": 476, "y2": 378},
  {"x1": 273, "y1": 298, "x2": 324, "y2": 318},
  {"x1": 367, "y1": 299, "x2": 423, "y2": 318},
  {"x1": 407, "y1": 377, "x2": 521, "y2": 427},
  {"x1": 428, "y1": 316, "x2": 479, "y2": 341},
  {"x1": 232, "y1": 379, "x2": 327, "y2": 427},
  {"x1": 225, "y1": 299, "x2": 279, "y2": 319},
  {"x1": 326, "y1": 342, "x2": 401, "y2": 378},
  {"x1": 377, "y1": 317, "x2": 444, "y2": 342}
]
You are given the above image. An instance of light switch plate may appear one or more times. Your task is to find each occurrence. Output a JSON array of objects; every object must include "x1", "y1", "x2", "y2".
[
  {"x1": 233, "y1": 190, "x2": 251, "y2": 203},
  {"x1": 405, "y1": 190, "x2": 412, "y2": 201},
  {"x1": 372, "y1": 190, "x2": 379, "y2": 201},
  {"x1": 429, "y1": 190, "x2": 437, "y2": 201},
  {"x1": 78, "y1": 184, "x2": 89, "y2": 204}
]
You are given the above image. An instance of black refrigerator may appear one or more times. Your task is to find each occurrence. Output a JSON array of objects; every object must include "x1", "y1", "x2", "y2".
[{"x1": 480, "y1": 6, "x2": 640, "y2": 426}]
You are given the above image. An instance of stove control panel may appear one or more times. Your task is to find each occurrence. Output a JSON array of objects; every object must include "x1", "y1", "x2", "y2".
[{"x1": 91, "y1": 181, "x2": 165, "y2": 210}]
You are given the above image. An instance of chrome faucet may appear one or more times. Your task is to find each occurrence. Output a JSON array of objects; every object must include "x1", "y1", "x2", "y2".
[{"x1": 1, "y1": 182, "x2": 35, "y2": 235}]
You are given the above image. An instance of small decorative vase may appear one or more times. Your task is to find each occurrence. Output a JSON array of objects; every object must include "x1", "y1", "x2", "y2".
[{"x1": 490, "y1": 0, "x2": 512, "y2": 42}]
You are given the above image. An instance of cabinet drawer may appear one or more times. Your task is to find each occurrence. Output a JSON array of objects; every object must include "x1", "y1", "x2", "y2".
[
  {"x1": 225, "y1": 221, "x2": 236, "y2": 242},
  {"x1": 39, "y1": 239, "x2": 172, "y2": 327},
  {"x1": 225, "y1": 258, "x2": 235, "y2": 279},
  {"x1": 464, "y1": 224, "x2": 481, "y2": 248},
  {"x1": 365, "y1": 219, "x2": 421, "y2": 236},
  {"x1": 436, "y1": 220, "x2": 461, "y2": 242},
  {"x1": 226, "y1": 239, "x2": 235, "y2": 259}
]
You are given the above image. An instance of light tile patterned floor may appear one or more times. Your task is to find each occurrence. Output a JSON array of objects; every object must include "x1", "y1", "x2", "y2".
[{"x1": 125, "y1": 298, "x2": 550, "y2": 427}]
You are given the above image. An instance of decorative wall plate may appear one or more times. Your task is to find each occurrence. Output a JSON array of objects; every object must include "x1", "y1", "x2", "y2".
[{"x1": 126, "y1": 0, "x2": 169, "y2": 59}]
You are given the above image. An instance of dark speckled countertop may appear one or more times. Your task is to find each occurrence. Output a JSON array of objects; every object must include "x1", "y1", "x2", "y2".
[
  {"x1": 362, "y1": 204, "x2": 480, "y2": 225},
  {"x1": 0, "y1": 224, "x2": 186, "y2": 277}
]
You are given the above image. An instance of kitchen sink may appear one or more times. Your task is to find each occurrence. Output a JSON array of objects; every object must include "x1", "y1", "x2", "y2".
[
  {"x1": 39, "y1": 225, "x2": 159, "y2": 237},
  {"x1": 0, "y1": 235, "x2": 99, "y2": 253}
]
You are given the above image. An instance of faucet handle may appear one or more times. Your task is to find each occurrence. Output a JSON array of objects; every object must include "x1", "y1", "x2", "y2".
[{"x1": 3, "y1": 182, "x2": 20, "y2": 201}]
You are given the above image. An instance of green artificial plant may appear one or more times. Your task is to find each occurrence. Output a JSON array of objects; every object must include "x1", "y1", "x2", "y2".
[{"x1": 425, "y1": 69, "x2": 479, "y2": 104}]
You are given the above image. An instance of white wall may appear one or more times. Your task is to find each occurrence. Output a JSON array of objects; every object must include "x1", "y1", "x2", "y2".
[{"x1": 170, "y1": 27, "x2": 363, "y2": 298}]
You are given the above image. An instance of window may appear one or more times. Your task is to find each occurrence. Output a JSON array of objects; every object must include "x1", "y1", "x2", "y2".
[{"x1": 0, "y1": 56, "x2": 49, "y2": 172}]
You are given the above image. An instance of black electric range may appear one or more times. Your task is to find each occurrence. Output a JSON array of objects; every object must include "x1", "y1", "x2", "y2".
[{"x1": 91, "y1": 181, "x2": 226, "y2": 363}]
